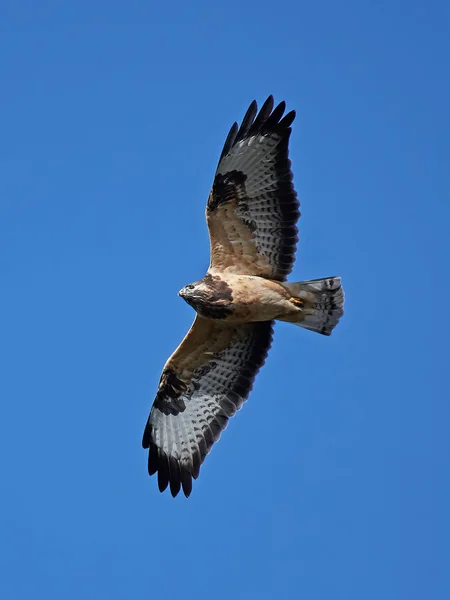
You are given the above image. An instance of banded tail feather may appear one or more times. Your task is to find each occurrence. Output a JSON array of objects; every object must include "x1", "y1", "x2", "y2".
[{"x1": 281, "y1": 277, "x2": 344, "y2": 336}]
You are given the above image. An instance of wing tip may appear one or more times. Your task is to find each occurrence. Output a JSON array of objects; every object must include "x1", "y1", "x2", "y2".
[
  {"x1": 142, "y1": 421, "x2": 151, "y2": 449},
  {"x1": 219, "y1": 95, "x2": 296, "y2": 162},
  {"x1": 145, "y1": 441, "x2": 195, "y2": 498},
  {"x1": 219, "y1": 121, "x2": 239, "y2": 162}
]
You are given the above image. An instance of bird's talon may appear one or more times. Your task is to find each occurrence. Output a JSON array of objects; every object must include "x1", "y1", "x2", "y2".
[{"x1": 290, "y1": 297, "x2": 304, "y2": 308}]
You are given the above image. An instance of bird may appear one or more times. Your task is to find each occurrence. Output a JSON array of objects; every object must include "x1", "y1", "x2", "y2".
[{"x1": 142, "y1": 96, "x2": 344, "y2": 497}]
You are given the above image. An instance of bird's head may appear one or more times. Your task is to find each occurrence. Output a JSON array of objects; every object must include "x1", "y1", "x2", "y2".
[
  {"x1": 178, "y1": 279, "x2": 214, "y2": 311},
  {"x1": 178, "y1": 276, "x2": 232, "y2": 319},
  {"x1": 178, "y1": 282, "x2": 204, "y2": 307},
  {"x1": 178, "y1": 283, "x2": 195, "y2": 299}
]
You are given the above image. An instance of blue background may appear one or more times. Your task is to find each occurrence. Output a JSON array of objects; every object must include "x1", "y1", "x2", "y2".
[{"x1": 1, "y1": 1, "x2": 449, "y2": 598}]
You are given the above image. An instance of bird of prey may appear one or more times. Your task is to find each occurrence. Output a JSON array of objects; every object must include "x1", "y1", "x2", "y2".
[{"x1": 142, "y1": 96, "x2": 344, "y2": 497}]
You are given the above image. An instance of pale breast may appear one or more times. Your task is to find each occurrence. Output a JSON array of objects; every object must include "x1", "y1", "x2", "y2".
[{"x1": 213, "y1": 273, "x2": 293, "y2": 322}]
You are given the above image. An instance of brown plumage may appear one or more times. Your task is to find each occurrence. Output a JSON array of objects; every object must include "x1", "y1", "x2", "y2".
[{"x1": 142, "y1": 96, "x2": 344, "y2": 497}]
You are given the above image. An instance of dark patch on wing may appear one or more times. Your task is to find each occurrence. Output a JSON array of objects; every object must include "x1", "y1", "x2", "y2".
[
  {"x1": 190, "y1": 361, "x2": 217, "y2": 391},
  {"x1": 142, "y1": 321, "x2": 274, "y2": 497},
  {"x1": 208, "y1": 171, "x2": 258, "y2": 235},
  {"x1": 153, "y1": 368, "x2": 188, "y2": 416},
  {"x1": 207, "y1": 170, "x2": 247, "y2": 212}
]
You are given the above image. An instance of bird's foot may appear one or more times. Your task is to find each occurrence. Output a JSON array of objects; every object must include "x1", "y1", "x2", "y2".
[{"x1": 290, "y1": 297, "x2": 304, "y2": 308}]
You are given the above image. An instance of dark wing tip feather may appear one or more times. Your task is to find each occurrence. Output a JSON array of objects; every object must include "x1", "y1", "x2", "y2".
[
  {"x1": 278, "y1": 109, "x2": 296, "y2": 129},
  {"x1": 236, "y1": 99, "x2": 258, "y2": 141},
  {"x1": 219, "y1": 122, "x2": 239, "y2": 162},
  {"x1": 264, "y1": 101, "x2": 286, "y2": 129},
  {"x1": 248, "y1": 95, "x2": 274, "y2": 136},
  {"x1": 146, "y1": 437, "x2": 194, "y2": 498},
  {"x1": 219, "y1": 96, "x2": 296, "y2": 162},
  {"x1": 169, "y1": 457, "x2": 182, "y2": 497},
  {"x1": 147, "y1": 445, "x2": 159, "y2": 476},
  {"x1": 157, "y1": 453, "x2": 170, "y2": 493},
  {"x1": 181, "y1": 470, "x2": 193, "y2": 497},
  {"x1": 142, "y1": 421, "x2": 151, "y2": 449}
]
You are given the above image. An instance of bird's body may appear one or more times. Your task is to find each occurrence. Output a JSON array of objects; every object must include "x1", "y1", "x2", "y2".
[
  {"x1": 179, "y1": 272, "x2": 300, "y2": 323},
  {"x1": 142, "y1": 96, "x2": 345, "y2": 497}
]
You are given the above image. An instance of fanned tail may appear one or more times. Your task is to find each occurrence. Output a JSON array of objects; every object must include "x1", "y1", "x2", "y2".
[{"x1": 280, "y1": 277, "x2": 344, "y2": 336}]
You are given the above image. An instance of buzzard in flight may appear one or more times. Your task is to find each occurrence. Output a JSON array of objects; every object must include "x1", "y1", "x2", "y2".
[{"x1": 142, "y1": 96, "x2": 344, "y2": 497}]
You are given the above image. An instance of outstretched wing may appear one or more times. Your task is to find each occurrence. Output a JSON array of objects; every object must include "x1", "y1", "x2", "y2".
[
  {"x1": 142, "y1": 317, "x2": 273, "y2": 497},
  {"x1": 207, "y1": 95, "x2": 300, "y2": 282}
]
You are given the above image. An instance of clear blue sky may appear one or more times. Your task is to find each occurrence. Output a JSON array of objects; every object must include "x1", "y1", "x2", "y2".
[{"x1": 1, "y1": 1, "x2": 449, "y2": 598}]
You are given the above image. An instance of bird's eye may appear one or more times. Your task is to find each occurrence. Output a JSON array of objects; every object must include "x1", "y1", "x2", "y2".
[{"x1": 186, "y1": 284, "x2": 195, "y2": 290}]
